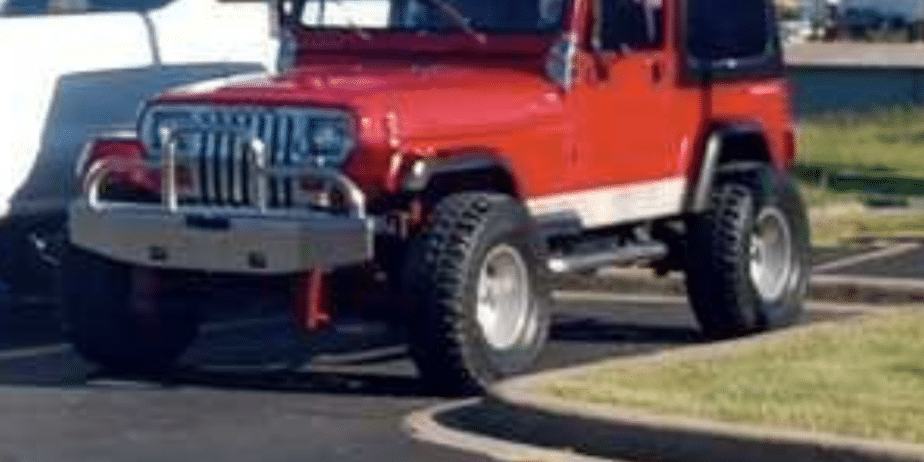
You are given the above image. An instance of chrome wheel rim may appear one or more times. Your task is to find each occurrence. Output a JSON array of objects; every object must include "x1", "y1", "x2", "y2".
[
  {"x1": 476, "y1": 244, "x2": 532, "y2": 351},
  {"x1": 749, "y1": 206, "x2": 794, "y2": 302}
]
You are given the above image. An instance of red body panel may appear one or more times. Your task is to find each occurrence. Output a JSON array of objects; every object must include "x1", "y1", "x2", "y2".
[
  {"x1": 76, "y1": 0, "x2": 799, "y2": 336},
  {"x1": 571, "y1": 49, "x2": 675, "y2": 189},
  {"x1": 125, "y1": 0, "x2": 794, "y2": 208}
]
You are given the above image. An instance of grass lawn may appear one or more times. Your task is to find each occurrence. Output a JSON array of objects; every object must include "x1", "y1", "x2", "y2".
[
  {"x1": 796, "y1": 107, "x2": 924, "y2": 244},
  {"x1": 799, "y1": 106, "x2": 924, "y2": 180},
  {"x1": 544, "y1": 309, "x2": 924, "y2": 445},
  {"x1": 809, "y1": 204, "x2": 924, "y2": 246}
]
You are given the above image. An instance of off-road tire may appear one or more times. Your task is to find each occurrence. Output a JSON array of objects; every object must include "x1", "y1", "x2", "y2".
[
  {"x1": 403, "y1": 192, "x2": 550, "y2": 395},
  {"x1": 61, "y1": 246, "x2": 199, "y2": 372},
  {"x1": 685, "y1": 164, "x2": 810, "y2": 339}
]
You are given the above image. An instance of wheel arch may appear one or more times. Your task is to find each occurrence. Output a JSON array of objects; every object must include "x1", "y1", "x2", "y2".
[
  {"x1": 685, "y1": 123, "x2": 782, "y2": 213},
  {"x1": 400, "y1": 150, "x2": 521, "y2": 203}
]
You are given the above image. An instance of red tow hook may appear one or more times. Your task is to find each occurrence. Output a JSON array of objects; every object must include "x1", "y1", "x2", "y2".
[{"x1": 293, "y1": 270, "x2": 332, "y2": 331}]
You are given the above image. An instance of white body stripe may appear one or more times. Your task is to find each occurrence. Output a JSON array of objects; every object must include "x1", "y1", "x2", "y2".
[{"x1": 527, "y1": 176, "x2": 687, "y2": 227}]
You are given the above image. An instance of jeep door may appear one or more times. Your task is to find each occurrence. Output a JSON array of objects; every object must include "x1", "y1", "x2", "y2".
[{"x1": 572, "y1": 0, "x2": 674, "y2": 192}]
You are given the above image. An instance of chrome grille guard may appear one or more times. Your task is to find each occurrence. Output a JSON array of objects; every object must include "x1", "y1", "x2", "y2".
[{"x1": 82, "y1": 123, "x2": 366, "y2": 220}]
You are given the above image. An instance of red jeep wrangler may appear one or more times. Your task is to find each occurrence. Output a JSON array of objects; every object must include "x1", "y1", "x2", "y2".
[{"x1": 63, "y1": 0, "x2": 809, "y2": 394}]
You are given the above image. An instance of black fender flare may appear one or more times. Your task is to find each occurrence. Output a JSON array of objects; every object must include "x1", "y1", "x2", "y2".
[
  {"x1": 685, "y1": 124, "x2": 773, "y2": 213},
  {"x1": 400, "y1": 152, "x2": 519, "y2": 196}
]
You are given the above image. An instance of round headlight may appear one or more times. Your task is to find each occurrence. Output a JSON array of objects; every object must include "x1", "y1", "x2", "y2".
[
  {"x1": 312, "y1": 120, "x2": 347, "y2": 153},
  {"x1": 140, "y1": 108, "x2": 194, "y2": 153}
]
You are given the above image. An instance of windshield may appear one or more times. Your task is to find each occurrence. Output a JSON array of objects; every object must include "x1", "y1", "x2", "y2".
[{"x1": 292, "y1": 0, "x2": 567, "y2": 34}]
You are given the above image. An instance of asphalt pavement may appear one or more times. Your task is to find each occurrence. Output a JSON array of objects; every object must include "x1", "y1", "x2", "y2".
[
  {"x1": 0, "y1": 290, "x2": 864, "y2": 462},
  {"x1": 0, "y1": 242, "x2": 917, "y2": 462}
]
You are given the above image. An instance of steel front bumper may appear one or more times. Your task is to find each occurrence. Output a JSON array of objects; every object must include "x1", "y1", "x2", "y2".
[
  {"x1": 70, "y1": 126, "x2": 374, "y2": 274},
  {"x1": 69, "y1": 201, "x2": 374, "y2": 274}
]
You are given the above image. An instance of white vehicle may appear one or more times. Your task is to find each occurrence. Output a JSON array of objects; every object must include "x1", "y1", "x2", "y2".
[{"x1": 0, "y1": 0, "x2": 275, "y2": 296}]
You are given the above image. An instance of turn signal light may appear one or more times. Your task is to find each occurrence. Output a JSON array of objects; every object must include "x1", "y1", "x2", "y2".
[{"x1": 79, "y1": 137, "x2": 157, "y2": 192}]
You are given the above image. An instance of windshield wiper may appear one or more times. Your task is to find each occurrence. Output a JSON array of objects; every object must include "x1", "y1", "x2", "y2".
[{"x1": 421, "y1": 0, "x2": 487, "y2": 44}]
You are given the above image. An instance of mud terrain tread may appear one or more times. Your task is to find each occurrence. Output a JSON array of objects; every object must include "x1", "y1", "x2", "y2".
[
  {"x1": 685, "y1": 166, "x2": 807, "y2": 339},
  {"x1": 403, "y1": 192, "x2": 544, "y2": 395},
  {"x1": 405, "y1": 193, "x2": 498, "y2": 394}
]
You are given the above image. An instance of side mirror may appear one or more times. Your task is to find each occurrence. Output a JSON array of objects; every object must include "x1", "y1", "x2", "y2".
[{"x1": 545, "y1": 36, "x2": 577, "y2": 91}]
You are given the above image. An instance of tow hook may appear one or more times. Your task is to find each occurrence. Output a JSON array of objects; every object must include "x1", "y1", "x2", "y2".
[{"x1": 294, "y1": 270, "x2": 333, "y2": 331}]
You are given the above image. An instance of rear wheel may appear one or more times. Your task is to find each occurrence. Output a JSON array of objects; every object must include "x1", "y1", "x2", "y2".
[
  {"x1": 403, "y1": 192, "x2": 550, "y2": 395},
  {"x1": 684, "y1": 164, "x2": 810, "y2": 339},
  {"x1": 62, "y1": 246, "x2": 199, "y2": 372}
]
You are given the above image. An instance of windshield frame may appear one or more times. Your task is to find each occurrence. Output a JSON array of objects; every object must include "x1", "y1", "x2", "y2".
[{"x1": 279, "y1": 0, "x2": 571, "y2": 37}]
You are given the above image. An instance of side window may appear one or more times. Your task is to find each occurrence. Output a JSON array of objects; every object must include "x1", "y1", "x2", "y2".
[
  {"x1": 596, "y1": 0, "x2": 663, "y2": 51},
  {"x1": 687, "y1": 0, "x2": 772, "y2": 61},
  {"x1": 301, "y1": 0, "x2": 391, "y2": 28},
  {"x1": 0, "y1": 0, "x2": 172, "y2": 14},
  {"x1": 86, "y1": 0, "x2": 174, "y2": 12}
]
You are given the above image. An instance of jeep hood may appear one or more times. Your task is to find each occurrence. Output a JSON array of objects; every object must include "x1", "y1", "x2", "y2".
[
  {"x1": 157, "y1": 62, "x2": 565, "y2": 139},
  {"x1": 163, "y1": 63, "x2": 550, "y2": 102}
]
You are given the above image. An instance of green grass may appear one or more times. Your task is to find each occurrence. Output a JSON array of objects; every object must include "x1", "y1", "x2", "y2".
[
  {"x1": 809, "y1": 205, "x2": 924, "y2": 246},
  {"x1": 544, "y1": 309, "x2": 924, "y2": 445},
  {"x1": 796, "y1": 106, "x2": 924, "y2": 244},
  {"x1": 798, "y1": 106, "x2": 924, "y2": 180}
]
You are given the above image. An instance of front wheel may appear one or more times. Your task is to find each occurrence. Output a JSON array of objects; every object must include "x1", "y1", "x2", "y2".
[
  {"x1": 61, "y1": 247, "x2": 199, "y2": 372},
  {"x1": 684, "y1": 165, "x2": 810, "y2": 339},
  {"x1": 403, "y1": 193, "x2": 550, "y2": 395}
]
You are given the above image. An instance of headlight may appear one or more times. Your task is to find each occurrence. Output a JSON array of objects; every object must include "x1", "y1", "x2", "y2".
[
  {"x1": 305, "y1": 119, "x2": 350, "y2": 165},
  {"x1": 139, "y1": 107, "x2": 194, "y2": 154}
]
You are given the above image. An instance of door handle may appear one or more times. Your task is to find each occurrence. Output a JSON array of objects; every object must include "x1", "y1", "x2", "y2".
[{"x1": 647, "y1": 59, "x2": 663, "y2": 84}]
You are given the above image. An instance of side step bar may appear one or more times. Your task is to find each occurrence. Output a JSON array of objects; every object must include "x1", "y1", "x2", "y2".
[{"x1": 547, "y1": 242, "x2": 668, "y2": 274}]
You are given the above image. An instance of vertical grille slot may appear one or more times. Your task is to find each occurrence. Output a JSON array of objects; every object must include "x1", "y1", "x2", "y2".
[
  {"x1": 199, "y1": 111, "x2": 218, "y2": 205},
  {"x1": 146, "y1": 105, "x2": 350, "y2": 210},
  {"x1": 281, "y1": 113, "x2": 295, "y2": 208}
]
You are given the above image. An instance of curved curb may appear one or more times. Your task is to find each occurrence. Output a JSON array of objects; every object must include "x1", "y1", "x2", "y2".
[
  {"x1": 489, "y1": 307, "x2": 924, "y2": 462},
  {"x1": 404, "y1": 398, "x2": 615, "y2": 462}
]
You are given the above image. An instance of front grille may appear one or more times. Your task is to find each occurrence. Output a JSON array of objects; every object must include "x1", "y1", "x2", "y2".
[
  {"x1": 195, "y1": 109, "x2": 293, "y2": 208},
  {"x1": 141, "y1": 106, "x2": 352, "y2": 208}
]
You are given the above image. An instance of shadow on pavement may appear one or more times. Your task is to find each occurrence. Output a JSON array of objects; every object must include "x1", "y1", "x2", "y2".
[
  {"x1": 89, "y1": 367, "x2": 433, "y2": 398},
  {"x1": 0, "y1": 299, "x2": 710, "y2": 399},
  {"x1": 552, "y1": 314, "x2": 702, "y2": 344},
  {"x1": 74, "y1": 311, "x2": 702, "y2": 398},
  {"x1": 435, "y1": 398, "x2": 692, "y2": 462}
]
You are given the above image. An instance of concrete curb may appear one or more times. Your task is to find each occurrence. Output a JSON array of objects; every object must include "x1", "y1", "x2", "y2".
[
  {"x1": 490, "y1": 308, "x2": 924, "y2": 462},
  {"x1": 555, "y1": 268, "x2": 924, "y2": 305},
  {"x1": 404, "y1": 399, "x2": 615, "y2": 462}
]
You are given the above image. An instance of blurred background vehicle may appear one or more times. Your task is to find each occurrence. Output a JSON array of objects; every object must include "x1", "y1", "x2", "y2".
[
  {"x1": 0, "y1": 0, "x2": 276, "y2": 299},
  {"x1": 800, "y1": 0, "x2": 923, "y2": 41}
]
